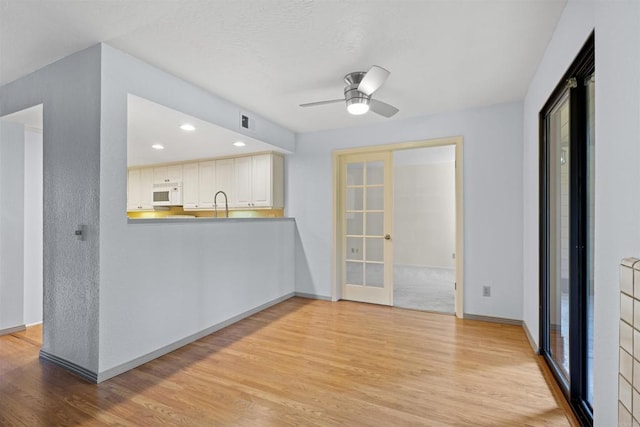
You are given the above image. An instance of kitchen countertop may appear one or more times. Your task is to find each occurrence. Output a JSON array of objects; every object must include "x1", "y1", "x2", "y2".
[{"x1": 128, "y1": 217, "x2": 294, "y2": 224}]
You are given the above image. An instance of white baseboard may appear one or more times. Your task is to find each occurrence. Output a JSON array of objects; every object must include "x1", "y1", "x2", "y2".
[
  {"x1": 522, "y1": 321, "x2": 539, "y2": 354},
  {"x1": 295, "y1": 292, "x2": 332, "y2": 301},
  {"x1": 96, "y1": 292, "x2": 296, "y2": 383},
  {"x1": 463, "y1": 313, "x2": 522, "y2": 326},
  {"x1": 0, "y1": 324, "x2": 26, "y2": 336}
]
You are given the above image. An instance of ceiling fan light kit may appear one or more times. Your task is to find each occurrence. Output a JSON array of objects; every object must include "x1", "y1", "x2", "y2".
[
  {"x1": 345, "y1": 84, "x2": 370, "y2": 115},
  {"x1": 300, "y1": 65, "x2": 399, "y2": 118}
]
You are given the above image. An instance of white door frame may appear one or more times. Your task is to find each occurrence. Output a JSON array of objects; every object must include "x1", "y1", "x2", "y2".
[{"x1": 332, "y1": 136, "x2": 464, "y2": 318}]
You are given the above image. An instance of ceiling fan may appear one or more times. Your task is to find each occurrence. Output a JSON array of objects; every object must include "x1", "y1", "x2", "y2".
[{"x1": 300, "y1": 65, "x2": 399, "y2": 118}]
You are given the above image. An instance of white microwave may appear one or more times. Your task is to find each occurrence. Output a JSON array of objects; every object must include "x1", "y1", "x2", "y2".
[{"x1": 153, "y1": 181, "x2": 183, "y2": 207}]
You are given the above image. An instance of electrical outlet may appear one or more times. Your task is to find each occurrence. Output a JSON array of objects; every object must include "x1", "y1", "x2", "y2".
[{"x1": 482, "y1": 286, "x2": 491, "y2": 297}]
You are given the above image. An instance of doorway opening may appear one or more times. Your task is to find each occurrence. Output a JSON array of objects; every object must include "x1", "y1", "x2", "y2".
[
  {"x1": 393, "y1": 145, "x2": 456, "y2": 313},
  {"x1": 0, "y1": 105, "x2": 44, "y2": 339},
  {"x1": 333, "y1": 136, "x2": 463, "y2": 317}
]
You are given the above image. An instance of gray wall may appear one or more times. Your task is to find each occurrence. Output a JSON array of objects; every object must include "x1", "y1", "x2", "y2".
[
  {"x1": 0, "y1": 121, "x2": 25, "y2": 331},
  {"x1": 98, "y1": 45, "x2": 296, "y2": 374},
  {"x1": 0, "y1": 46, "x2": 102, "y2": 371},
  {"x1": 0, "y1": 42, "x2": 297, "y2": 378}
]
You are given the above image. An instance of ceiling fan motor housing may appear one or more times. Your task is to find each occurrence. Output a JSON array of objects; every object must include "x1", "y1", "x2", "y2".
[
  {"x1": 344, "y1": 83, "x2": 371, "y2": 108},
  {"x1": 344, "y1": 71, "x2": 371, "y2": 111}
]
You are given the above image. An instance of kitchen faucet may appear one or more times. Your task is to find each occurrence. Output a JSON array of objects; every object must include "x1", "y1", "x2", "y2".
[{"x1": 214, "y1": 191, "x2": 229, "y2": 218}]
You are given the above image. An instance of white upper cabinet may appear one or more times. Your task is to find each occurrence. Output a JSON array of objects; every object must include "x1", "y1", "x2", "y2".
[
  {"x1": 153, "y1": 164, "x2": 183, "y2": 183},
  {"x1": 234, "y1": 156, "x2": 253, "y2": 207},
  {"x1": 127, "y1": 167, "x2": 154, "y2": 211},
  {"x1": 183, "y1": 161, "x2": 215, "y2": 210},
  {"x1": 251, "y1": 154, "x2": 272, "y2": 207},
  {"x1": 215, "y1": 158, "x2": 235, "y2": 208},
  {"x1": 198, "y1": 161, "x2": 216, "y2": 209},
  {"x1": 128, "y1": 153, "x2": 283, "y2": 213},
  {"x1": 182, "y1": 163, "x2": 199, "y2": 209},
  {"x1": 233, "y1": 153, "x2": 284, "y2": 209}
]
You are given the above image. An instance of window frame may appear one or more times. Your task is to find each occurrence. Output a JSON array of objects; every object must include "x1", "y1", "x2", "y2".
[{"x1": 539, "y1": 31, "x2": 594, "y2": 426}]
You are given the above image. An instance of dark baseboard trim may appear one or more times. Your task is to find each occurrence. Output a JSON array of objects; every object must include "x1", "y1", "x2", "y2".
[
  {"x1": 0, "y1": 324, "x2": 26, "y2": 336},
  {"x1": 96, "y1": 292, "x2": 296, "y2": 383},
  {"x1": 463, "y1": 313, "x2": 522, "y2": 326},
  {"x1": 40, "y1": 350, "x2": 98, "y2": 383},
  {"x1": 294, "y1": 292, "x2": 332, "y2": 301}
]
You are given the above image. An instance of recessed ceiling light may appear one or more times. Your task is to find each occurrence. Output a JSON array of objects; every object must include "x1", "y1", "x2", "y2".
[
  {"x1": 180, "y1": 123, "x2": 196, "y2": 131},
  {"x1": 152, "y1": 144, "x2": 164, "y2": 150},
  {"x1": 233, "y1": 141, "x2": 246, "y2": 147}
]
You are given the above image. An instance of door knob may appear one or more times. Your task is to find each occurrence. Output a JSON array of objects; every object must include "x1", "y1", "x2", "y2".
[{"x1": 384, "y1": 234, "x2": 391, "y2": 240}]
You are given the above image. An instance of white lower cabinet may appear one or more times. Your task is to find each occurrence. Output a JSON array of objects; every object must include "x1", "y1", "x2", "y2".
[
  {"x1": 127, "y1": 167, "x2": 154, "y2": 211},
  {"x1": 183, "y1": 161, "x2": 215, "y2": 210}
]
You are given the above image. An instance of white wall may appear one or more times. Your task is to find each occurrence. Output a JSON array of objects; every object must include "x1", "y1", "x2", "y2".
[
  {"x1": 290, "y1": 101, "x2": 524, "y2": 320},
  {"x1": 522, "y1": 0, "x2": 640, "y2": 424},
  {"x1": 593, "y1": 3, "x2": 640, "y2": 424},
  {"x1": 24, "y1": 130, "x2": 43, "y2": 325},
  {"x1": 98, "y1": 44, "x2": 296, "y2": 375},
  {"x1": 393, "y1": 151, "x2": 455, "y2": 269},
  {"x1": 0, "y1": 121, "x2": 25, "y2": 332},
  {"x1": 522, "y1": 0, "x2": 594, "y2": 351}
]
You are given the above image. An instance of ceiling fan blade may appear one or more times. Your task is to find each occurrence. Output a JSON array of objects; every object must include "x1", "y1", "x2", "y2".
[
  {"x1": 369, "y1": 99, "x2": 399, "y2": 118},
  {"x1": 299, "y1": 99, "x2": 344, "y2": 107},
  {"x1": 357, "y1": 66, "x2": 390, "y2": 96}
]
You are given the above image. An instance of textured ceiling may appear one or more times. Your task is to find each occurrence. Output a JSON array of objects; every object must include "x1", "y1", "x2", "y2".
[{"x1": 0, "y1": 0, "x2": 566, "y2": 134}]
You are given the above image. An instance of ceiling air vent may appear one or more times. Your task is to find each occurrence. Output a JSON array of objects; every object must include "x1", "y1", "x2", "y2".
[{"x1": 239, "y1": 113, "x2": 255, "y2": 132}]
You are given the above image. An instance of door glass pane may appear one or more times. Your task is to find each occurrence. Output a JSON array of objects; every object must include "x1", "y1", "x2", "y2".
[
  {"x1": 343, "y1": 156, "x2": 390, "y2": 305},
  {"x1": 366, "y1": 187, "x2": 384, "y2": 210},
  {"x1": 366, "y1": 161, "x2": 384, "y2": 185},
  {"x1": 347, "y1": 163, "x2": 364, "y2": 185},
  {"x1": 346, "y1": 188, "x2": 363, "y2": 210},
  {"x1": 365, "y1": 263, "x2": 384, "y2": 288},
  {"x1": 346, "y1": 212, "x2": 363, "y2": 236},
  {"x1": 346, "y1": 237, "x2": 363, "y2": 260},
  {"x1": 548, "y1": 93, "x2": 570, "y2": 382},
  {"x1": 346, "y1": 262, "x2": 363, "y2": 285},
  {"x1": 366, "y1": 238, "x2": 383, "y2": 262},
  {"x1": 586, "y1": 74, "x2": 595, "y2": 405},
  {"x1": 366, "y1": 212, "x2": 383, "y2": 235}
]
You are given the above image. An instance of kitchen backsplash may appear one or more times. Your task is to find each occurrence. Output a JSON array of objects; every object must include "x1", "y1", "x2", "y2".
[{"x1": 127, "y1": 207, "x2": 284, "y2": 219}]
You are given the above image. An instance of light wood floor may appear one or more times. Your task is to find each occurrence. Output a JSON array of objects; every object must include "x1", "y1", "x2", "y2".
[{"x1": 0, "y1": 298, "x2": 577, "y2": 426}]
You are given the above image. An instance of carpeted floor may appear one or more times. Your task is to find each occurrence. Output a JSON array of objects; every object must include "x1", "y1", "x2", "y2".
[{"x1": 394, "y1": 265, "x2": 455, "y2": 313}]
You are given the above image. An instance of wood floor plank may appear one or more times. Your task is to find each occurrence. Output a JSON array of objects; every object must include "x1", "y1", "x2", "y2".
[{"x1": 0, "y1": 298, "x2": 577, "y2": 426}]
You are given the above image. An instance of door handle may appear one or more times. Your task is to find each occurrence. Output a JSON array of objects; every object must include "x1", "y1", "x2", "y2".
[{"x1": 384, "y1": 234, "x2": 391, "y2": 240}]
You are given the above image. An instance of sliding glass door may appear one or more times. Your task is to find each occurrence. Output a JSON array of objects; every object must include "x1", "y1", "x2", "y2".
[{"x1": 540, "y1": 33, "x2": 594, "y2": 425}]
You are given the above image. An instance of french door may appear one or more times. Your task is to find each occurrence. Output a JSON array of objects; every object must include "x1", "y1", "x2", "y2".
[
  {"x1": 339, "y1": 151, "x2": 393, "y2": 305},
  {"x1": 540, "y1": 33, "x2": 594, "y2": 425}
]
